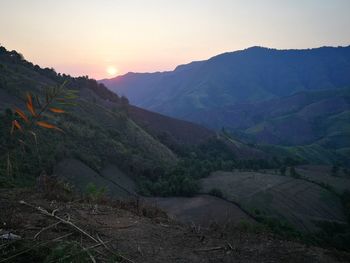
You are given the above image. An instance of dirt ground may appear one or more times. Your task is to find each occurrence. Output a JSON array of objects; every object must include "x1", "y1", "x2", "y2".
[
  {"x1": 1, "y1": 188, "x2": 349, "y2": 263},
  {"x1": 200, "y1": 171, "x2": 346, "y2": 231},
  {"x1": 145, "y1": 195, "x2": 255, "y2": 227}
]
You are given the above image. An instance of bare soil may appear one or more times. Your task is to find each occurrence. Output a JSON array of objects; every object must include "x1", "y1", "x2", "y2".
[
  {"x1": 145, "y1": 195, "x2": 255, "y2": 227},
  {"x1": 200, "y1": 171, "x2": 347, "y2": 231},
  {"x1": 1, "y1": 188, "x2": 349, "y2": 262}
]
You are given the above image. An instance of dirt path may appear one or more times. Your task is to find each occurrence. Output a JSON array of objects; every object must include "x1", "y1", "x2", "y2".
[{"x1": 1, "y1": 189, "x2": 349, "y2": 263}]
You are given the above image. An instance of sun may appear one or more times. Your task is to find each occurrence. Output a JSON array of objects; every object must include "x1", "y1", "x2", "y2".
[{"x1": 106, "y1": 66, "x2": 118, "y2": 76}]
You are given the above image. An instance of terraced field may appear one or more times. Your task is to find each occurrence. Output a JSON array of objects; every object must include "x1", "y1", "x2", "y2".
[
  {"x1": 145, "y1": 195, "x2": 255, "y2": 226},
  {"x1": 200, "y1": 171, "x2": 347, "y2": 231},
  {"x1": 296, "y1": 165, "x2": 350, "y2": 194},
  {"x1": 54, "y1": 159, "x2": 136, "y2": 199}
]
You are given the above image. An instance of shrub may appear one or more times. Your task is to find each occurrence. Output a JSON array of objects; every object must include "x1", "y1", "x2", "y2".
[{"x1": 85, "y1": 183, "x2": 107, "y2": 202}]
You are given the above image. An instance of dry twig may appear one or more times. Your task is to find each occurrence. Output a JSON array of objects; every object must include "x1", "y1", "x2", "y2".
[
  {"x1": 34, "y1": 221, "x2": 61, "y2": 239},
  {"x1": 19, "y1": 200, "x2": 99, "y2": 243},
  {"x1": 194, "y1": 246, "x2": 225, "y2": 252}
]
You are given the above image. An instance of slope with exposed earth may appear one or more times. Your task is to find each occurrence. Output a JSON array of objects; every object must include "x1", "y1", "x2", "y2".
[{"x1": 1, "y1": 188, "x2": 349, "y2": 263}]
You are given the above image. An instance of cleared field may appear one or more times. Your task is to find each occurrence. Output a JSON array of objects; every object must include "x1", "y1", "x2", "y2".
[
  {"x1": 296, "y1": 165, "x2": 350, "y2": 194},
  {"x1": 145, "y1": 195, "x2": 255, "y2": 227},
  {"x1": 54, "y1": 159, "x2": 136, "y2": 199},
  {"x1": 200, "y1": 171, "x2": 347, "y2": 231}
]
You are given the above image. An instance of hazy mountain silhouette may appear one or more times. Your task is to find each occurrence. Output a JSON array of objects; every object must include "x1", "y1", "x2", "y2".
[
  {"x1": 101, "y1": 46, "x2": 350, "y2": 119},
  {"x1": 101, "y1": 46, "x2": 350, "y2": 165}
]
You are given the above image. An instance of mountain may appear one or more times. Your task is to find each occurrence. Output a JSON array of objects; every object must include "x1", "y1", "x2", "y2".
[
  {"x1": 101, "y1": 46, "x2": 350, "y2": 166},
  {"x1": 0, "y1": 47, "x2": 179, "y2": 189},
  {"x1": 2, "y1": 46, "x2": 350, "y2": 255},
  {"x1": 0, "y1": 46, "x2": 272, "y2": 197},
  {"x1": 101, "y1": 46, "x2": 350, "y2": 118}
]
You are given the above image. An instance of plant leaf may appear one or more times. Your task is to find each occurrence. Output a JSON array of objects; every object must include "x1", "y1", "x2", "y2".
[
  {"x1": 26, "y1": 92, "x2": 33, "y2": 106},
  {"x1": 26, "y1": 101, "x2": 37, "y2": 116},
  {"x1": 36, "y1": 121, "x2": 63, "y2": 132},
  {"x1": 14, "y1": 108, "x2": 29, "y2": 123},
  {"x1": 26, "y1": 93, "x2": 37, "y2": 116},
  {"x1": 12, "y1": 120, "x2": 23, "y2": 133},
  {"x1": 49, "y1": 107, "x2": 65, "y2": 113}
]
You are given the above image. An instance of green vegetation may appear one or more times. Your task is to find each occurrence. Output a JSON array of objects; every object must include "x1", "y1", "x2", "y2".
[
  {"x1": 0, "y1": 47, "x2": 179, "y2": 192},
  {"x1": 86, "y1": 182, "x2": 107, "y2": 202},
  {"x1": 138, "y1": 137, "x2": 282, "y2": 196},
  {"x1": 0, "y1": 46, "x2": 286, "y2": 198}
]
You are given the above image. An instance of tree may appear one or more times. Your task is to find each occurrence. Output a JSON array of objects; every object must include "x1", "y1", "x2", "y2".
[
  {"x1": 121, "y1": 95, "x2": 129, "y2": 105},
  {"x1": 120, "y1": 96, "x2": 129, "y2": 114}
]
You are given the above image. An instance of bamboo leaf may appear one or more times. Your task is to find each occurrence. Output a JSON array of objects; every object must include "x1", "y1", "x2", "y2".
[
  {"x1": 26, "y1": 92, "x2": 33, "y2": 106},
  {"x1": 12, "y1": 120, "x2": 23, "y2": 133},
  {"x1": 36, "y1": 121, "x2": 63, "y2": 132},
  {"x1": 26, "y1": 92, "x2": 37, "y2": 116},
  {"x1": 49, "y1": 107, "x2": 65, "y2": 113},
  {"x1": 26, "y1": 101, "x2": 37, "y2": 116},
  {"x1": 14, "y1": 108, "x2": 29, "y2": 123}
]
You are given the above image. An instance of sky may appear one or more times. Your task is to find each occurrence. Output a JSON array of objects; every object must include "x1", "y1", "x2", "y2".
[{"x1": 1, "y1": 0, "x2": 350, "y2": 79}]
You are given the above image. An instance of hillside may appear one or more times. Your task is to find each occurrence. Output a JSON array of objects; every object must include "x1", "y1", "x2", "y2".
[
  {"x1": 193, "y1": 88, "x2": 350, "y2": 165},
  {"x1": 2, "y1": 46, "x2": 350, "y2": 258},
  {"x1": 128, "y1": 105, "x2": 214, "y2": 146},
  {"x1": 101, "y1": 46, "x2": 350, "y2": 166},
  {"x1": 1, "y1": 46, "x2": 274, "y2": 198},
  {"x1": 0, "y1": 47, "x2": 179, "y2": 193},
  {"x1": 200, "y1": 171, "x2": 347, "y2": 232},
  {"x1": 2, "y1": 188, "x2": 349, "y2": 263}
]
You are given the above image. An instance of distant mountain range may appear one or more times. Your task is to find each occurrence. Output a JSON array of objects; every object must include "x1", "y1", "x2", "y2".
[
  {"x1": 100, "y1": 46, "x2": 350, "y2": 165},
  {"x1": 101, "y1": 46, "x2": 350, "y2": 117}
]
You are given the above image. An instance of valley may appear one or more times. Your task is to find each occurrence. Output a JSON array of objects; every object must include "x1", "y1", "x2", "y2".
[
  {"x1": 2, "y1": 1, "x2": 350, "y2": 261},
  {"x1": 101, "y1": 46, "x2": 350, "y2": 166},
  {"x1": 1, "y1": 45, "x2": 350, "y2": 261}
]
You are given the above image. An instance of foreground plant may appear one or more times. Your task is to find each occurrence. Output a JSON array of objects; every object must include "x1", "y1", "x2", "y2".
[
  {"x1": 11, "y1": 81, "x2": 77, "y2": 134},
  {"x1": 6, "y1": 81, "x2": 77, "y2": 178}
]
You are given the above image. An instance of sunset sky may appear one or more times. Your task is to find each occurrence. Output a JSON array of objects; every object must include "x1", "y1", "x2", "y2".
[{"x1": 1, "y1": 0, "x2": 350, "y2": 79}]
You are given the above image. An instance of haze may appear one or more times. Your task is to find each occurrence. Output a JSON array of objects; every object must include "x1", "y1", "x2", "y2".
[{"x1": 1, "y1": 0, "x2": 349, "y2": 79}]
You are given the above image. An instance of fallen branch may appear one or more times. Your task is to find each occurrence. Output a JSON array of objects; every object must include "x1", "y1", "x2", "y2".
[
  {"x1": 19, "y1": 200, "x2": 135, "y2": 263},
  {"x1": 0, "y1": 233, "x2": 72, "y2": 263},
  {"x1": 55, "y1": 240, "x2": 111, "y2": 262},
  {"x1": 19, "y1": 200, "x2": 99, "y2": 243},
  {"x1": 194, "y1": 246, "x2": 225, "y2": 252},
  {"x1": 34, "y1": 221, "x2": 61, "y2": 239},
  {"x1": 80, "y1": 244, "x2": 97, "y2": 263},
  {"x1": 96, "y1": 234, "x2": 135, "y2": 263}
]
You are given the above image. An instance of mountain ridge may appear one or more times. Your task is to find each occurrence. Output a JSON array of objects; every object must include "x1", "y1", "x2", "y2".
[
  {"x1": 101, "y1": 45, "x2": 350, "y2": 115},
  {"x1": 101, "y1": 45, "x2": 350, "y2": 165}
]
